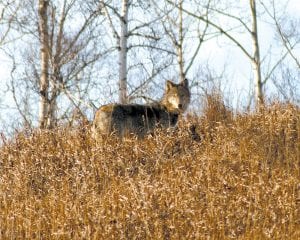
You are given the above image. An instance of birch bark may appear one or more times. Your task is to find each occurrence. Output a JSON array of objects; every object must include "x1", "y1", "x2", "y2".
[
  {"x1": 38, "y1": 0, "x2": 50, "y2": 128},
  {"x1": 119, "y1": 0, "x2": 129, "y2": 103},
  {"x1": 250, "y1": 0, "x2": 263, "y2": 106},
  {"x1": 177, "y1": 0, "x2": 185, "y2": 83}
]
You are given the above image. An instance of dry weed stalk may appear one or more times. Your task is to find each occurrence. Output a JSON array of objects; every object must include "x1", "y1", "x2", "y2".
[{"x1": 0, "y1": 102, "x2": 299, "y2": 239}]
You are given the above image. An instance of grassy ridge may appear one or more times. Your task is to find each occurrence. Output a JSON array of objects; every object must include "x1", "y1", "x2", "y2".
[{"x1": 0, "y1": 103, "x2": 299, "y2": 239}]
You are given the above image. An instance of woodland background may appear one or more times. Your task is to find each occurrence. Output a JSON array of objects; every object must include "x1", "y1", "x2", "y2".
[
  {"x1": 0, "y1": 0, "x2": 299, "y2": 132},
  {"x1": 0, "y1": 1, "x2": 299, "y2": 239}
]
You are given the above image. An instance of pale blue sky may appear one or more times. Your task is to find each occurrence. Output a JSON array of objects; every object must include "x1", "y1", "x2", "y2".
[{"x1": 0, "y1": 0, "x2": 299, "y2": 131}]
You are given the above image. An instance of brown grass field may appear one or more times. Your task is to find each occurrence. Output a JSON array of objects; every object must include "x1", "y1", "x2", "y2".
[{"x1": 0, "y1": 101, "x2": 299, "y2": 239}]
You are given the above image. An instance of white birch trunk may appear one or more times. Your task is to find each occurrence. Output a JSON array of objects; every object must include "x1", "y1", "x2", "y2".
[
  {"x1": 178, "y1": 0, "x2": 185, "y2": 83},
  {"x1": 250, "y1": 0, "x2": 263, "y2": 106},
  {"x1": 47, "y1": 2, "x2": 66, "y2": 128},
  {"x1": 38, "y1": 0, "x2": 50, "y2": 128},
  {"x1": 119, "y1": 0, "x2": 129, "y2": 103}
]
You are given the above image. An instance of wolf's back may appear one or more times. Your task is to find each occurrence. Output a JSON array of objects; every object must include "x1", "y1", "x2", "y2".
[{"x1": 93, "y1": 104, "x2": 179, "y2": 137}]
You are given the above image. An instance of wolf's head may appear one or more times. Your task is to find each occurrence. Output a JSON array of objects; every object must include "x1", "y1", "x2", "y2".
[{"x1": 162, "y1": 79, "x2": 191, "y2": 113}]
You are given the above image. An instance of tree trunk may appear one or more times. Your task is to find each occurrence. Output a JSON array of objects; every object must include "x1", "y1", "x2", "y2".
[
  {"x1": 38, "y1": 0, "x2": 50, "y2": 128},
  {"x1": 47, "y1": 73, "x2": 60, "y2": 129},
  {"x1": 47, "y1": 2, "x2": 65, "y2": 128},
  {"x1": 250, "y1": 0, "x2": 263, "y2": 106},
  {"x1": 177, "y1": 0, "x2": 185, "y2": 82},
  {"x1": 119, "y1": 0, "x2": 129, "y2": 103}
]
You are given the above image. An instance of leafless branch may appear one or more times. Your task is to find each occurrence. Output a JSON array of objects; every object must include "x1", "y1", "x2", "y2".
[{"x1": 166, "y1": 0, "x2": 253, "y2": 60}]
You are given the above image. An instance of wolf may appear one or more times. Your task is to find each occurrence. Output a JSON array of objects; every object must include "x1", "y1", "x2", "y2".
[{"x1": 92, "y1": 79, "x2": 190, "y2": 138}]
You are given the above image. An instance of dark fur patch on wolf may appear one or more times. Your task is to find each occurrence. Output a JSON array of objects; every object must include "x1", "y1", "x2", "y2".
[{"x1": 108, "y1": 104, "x2": 179, "y2": 135}]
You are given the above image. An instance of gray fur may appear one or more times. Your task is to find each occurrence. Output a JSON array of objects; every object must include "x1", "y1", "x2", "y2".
[{"x1": 92, "y1": 79, "x2": 190, "y2": 138}]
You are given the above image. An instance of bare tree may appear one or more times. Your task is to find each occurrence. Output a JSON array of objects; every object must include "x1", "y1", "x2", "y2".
[
  {"x1": 177, "y1": 0, "x2": 185, "y2": 82},
  {"x1": 100, "y1": 0, "x2": 173, "y2": 103},
  {"x1": 2, "y1": 0, "x2": 298, "y2": 133},
  {"x1": 259, "y1": 0, "x2": 300, "y2": 102},
  {"x1": 0, "y1": 0, "x2": 20, "y2": 46},
  {"x1": 168, "y1": 0, "x2": 299, "y2": 107},
  {"x1": 250, "y1": 0, "x2": 263, "y2": 105},
  {"x1": 152, "y1": 0, "x2": 210, "y2": 84},
  {"x1": 100, "y1": 0, "x2": 129, "y2": 103},
  {"x1": 38, "y1": 0, "x2": 50, "y2": 128},
  {"x1": 43, "y1": 0, "x2": 105, "y2": 128},
  {"x1": 4, "y1": 0, "x2": 108, "y2": 129},
  {"x1": 118, "y1": 0, "x2": 129, "y2": 103},
  {"x1": 100, "y1": 0, "x2": 144, "y2": 103},
  {"x1": 260, "y1": 0, "x2": 300, "y2": 69}
]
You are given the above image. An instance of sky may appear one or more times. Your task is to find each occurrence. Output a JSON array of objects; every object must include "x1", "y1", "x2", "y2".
[
  {"x1": 286, "y1": 0, "x2": 300, "y2": 15},
  {"x1": 0, "y1": 0, "x2": 299, "y2": 131},
  {"x1": 191, "y1": 0, "x2": 300, "y2": 106}
]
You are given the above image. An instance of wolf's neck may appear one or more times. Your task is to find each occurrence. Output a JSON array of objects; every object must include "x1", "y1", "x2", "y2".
[{"x1": 156, "y1": 98, "x2": 179, "y2": 114}]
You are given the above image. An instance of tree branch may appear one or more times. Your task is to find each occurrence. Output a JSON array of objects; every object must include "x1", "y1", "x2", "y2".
[{"x1": 166, "y1": 0, "x2": 253, "y2": 60}]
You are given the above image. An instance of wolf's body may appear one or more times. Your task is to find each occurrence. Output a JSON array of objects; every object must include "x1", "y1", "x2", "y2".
[{"x1": 92, "y1": 79, "x2": 190, "y2": 138}]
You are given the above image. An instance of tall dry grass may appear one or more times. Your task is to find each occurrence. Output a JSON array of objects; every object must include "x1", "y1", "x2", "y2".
[{"x1": 0, "y1": 100, "x2": 299, "y2": 239}]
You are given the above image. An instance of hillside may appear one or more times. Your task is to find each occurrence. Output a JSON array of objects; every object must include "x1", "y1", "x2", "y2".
[{"x1": 0, "y1": 103, "x2": 299, "y2": 239}]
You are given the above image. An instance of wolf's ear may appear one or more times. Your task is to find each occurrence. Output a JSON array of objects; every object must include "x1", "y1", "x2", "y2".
[
  {"x1": 166, "y1": 80, "x2": 174, "y2": 91},
  {"x1": 182, "y1": 78, "x2": 189, "y2": 88}
]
